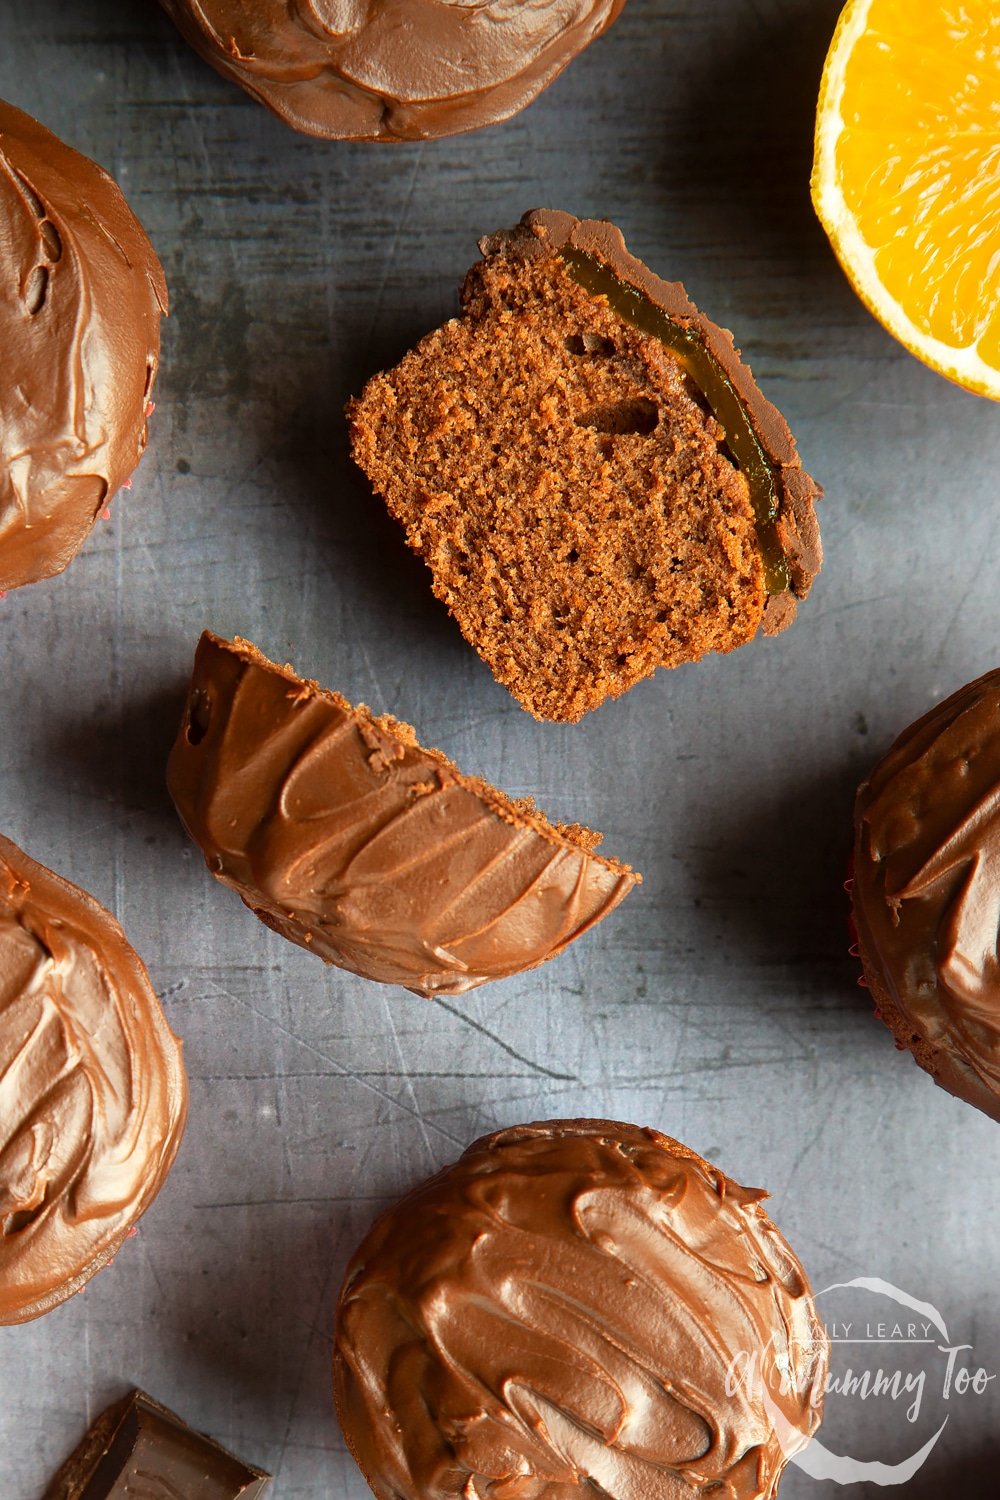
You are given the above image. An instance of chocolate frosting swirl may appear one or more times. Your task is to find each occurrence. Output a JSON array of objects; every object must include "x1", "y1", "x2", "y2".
[
  {"x1": 853, "y1": 669, "x2": 1000, "y2": 1122},
  {"x1": 0, "y1": 836, "x2": 187, "y2": 1324},
  {"x1": 334, "y1": 1119, "x2": 828, "y2": 1500},
  {"x1": 167, "y1": 633, "x2": 637, "y2": 996},
  {"x1": 157, "y1": 0, "x2": 626, "y2": 141},
  {"x1": 0, "y1": 99, "x2": 167, "y2": 592}
]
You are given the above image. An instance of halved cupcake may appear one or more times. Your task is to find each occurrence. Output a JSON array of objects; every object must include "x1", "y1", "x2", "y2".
[
  {"x1": 349, "y1": 211, "x2": 822, "y2": 722},
  {"x1": 167, "y1": 632, "x2": 638, "y2": 996}
]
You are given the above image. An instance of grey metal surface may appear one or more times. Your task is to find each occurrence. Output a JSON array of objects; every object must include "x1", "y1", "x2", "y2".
[{"x1": 2, "y1": 0, "x2": 999, "y2": 1495}]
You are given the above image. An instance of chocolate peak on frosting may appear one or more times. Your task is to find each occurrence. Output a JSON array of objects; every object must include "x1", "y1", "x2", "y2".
[
  {"x1": 167, "y1": 633, "x2": 638, "y2": 996},
  {"x1": 0, "y1": 99, "x2": 167, "y2": 593},
  {"x1": 157, "y1": 0, "x2": 626, "y2": 142},
  {"x1": 853, "y1": 669, "x2": 1000, "y2": 1123},
  {"x1": 0, "y1": 836, "x2": 187, "y2": 1324},
  {"x1": 334, "y1": 1118, "x2": 829, "y2": 1500}
]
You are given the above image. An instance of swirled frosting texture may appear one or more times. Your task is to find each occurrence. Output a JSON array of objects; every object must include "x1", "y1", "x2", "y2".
[
  {"x1": 853, "y1": 669, "x2": 1000, "y2": 1122},
  {"x1": 167, "y1": 633, "x2": 636, "y2": 997},
  {"x1": 0, "y1": 99, "x2": 167, "y2": 592},
  {"x1": 0, "y1": 836, "x2": 187, "y2": 1324},
  {"x1": 334, "y1": 1119, "x2": 828, "y2": 1500},
  {"x1": 157, "y1": 0, "x2": 626, "y2": 141}
]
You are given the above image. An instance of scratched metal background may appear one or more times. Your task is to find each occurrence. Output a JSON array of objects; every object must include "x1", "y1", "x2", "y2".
[{"x1": 2, "y1": 0, "x2": 1000, "y2": 1495}]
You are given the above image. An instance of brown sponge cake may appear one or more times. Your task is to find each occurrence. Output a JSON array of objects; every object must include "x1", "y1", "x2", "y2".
[
  {"x1": 167, "y1": 633, "x2": 638, "y2": 997},
  {"x1": 349, "y1": 210, "x2": 822, "y2": 723}
]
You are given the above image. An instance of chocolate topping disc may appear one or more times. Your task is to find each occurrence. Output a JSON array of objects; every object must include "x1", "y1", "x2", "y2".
[
  {"x1": 158, "y1": 0, "x2": 626, "y2": 141},
  {"x1": 167, "y1": 633, "x2": 637, "y2": 996},
  {"x1": 0, "y1": 836, "x2": 187, "y2": 1324},
  {"x1": 334, "y1": 1119, "x2": 829, "y2": 1500},
  {"x1": 853, "y1": 668, "x2": 1000, "y2": 1122},
  {"x1": 0, "y1": 100, "x2": 167, "y2": 592}
]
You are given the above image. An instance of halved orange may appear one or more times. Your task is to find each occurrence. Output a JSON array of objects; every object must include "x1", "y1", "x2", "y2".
[{"x1": 812, "y1": 0, "x2": 1000, "y2": 398}]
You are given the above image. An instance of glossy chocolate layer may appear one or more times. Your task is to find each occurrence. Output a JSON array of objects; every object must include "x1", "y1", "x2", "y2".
[
  {"x1": 483, "y1": 211, "x2": 822, "y2": 631},
  {"x1": 853, "y1": 669, "x2": 1000, "y2": 1122},
  {"x1": 167, "y1": 633, "x2": 637, "y2": 996},
  {"x1": 335, "y1": 1119, "x2": 828, "y2": 1500},
  {"x1": 0, "y1": 837, "x2": 187, "y2": 1324},
  {"x1": 0, "y1": 100, "x2": 167, "y2": 592},
  {"x1": 158, "y1": 0, "x2": 625, "y2": 141},
  {"x1": 43, "y1": 1388, "x2": 270, "y2": 1500}
]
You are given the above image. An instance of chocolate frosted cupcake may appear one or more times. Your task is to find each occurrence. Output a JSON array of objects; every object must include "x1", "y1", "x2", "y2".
[
  {"x1": 334, "y1": 1119, "x2": 829, "y2": 1500},
  {"x1": 853, "y1": 669, "x2": 1000, "y2": 1123},
  {"x1": 0, "y1": 836, "x2": 187, "y2": 1324},
  {"x1": 350, "y1": 211, "x2": 822, "y2": 722},
  {"x1": 0, "y1": 101, "x2": 167, "y2": 592},
  {"x1": 167, "y1": 633, "x2": 637, "y2": 996},
  {"x1": 158, "y1": 0, "x2": 625, "y2": 142}
]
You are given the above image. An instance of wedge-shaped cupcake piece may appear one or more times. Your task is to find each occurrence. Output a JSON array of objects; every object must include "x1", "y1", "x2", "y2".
[
  {"x1": 0, "y1": 836, "x2": 187, "y2": 1324},
  {"x1": 168, "y1": 633, "x2": 638, "y2": 996},
  {"x1": 350, "y1": 210, "x2": 822, "y2": 722}
]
